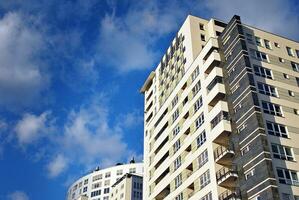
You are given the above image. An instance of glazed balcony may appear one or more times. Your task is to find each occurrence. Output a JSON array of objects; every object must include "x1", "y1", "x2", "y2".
[
  {"x1": 216, "y1": 166, "x2": 238, "y2": 188},
  {"x1": 214, "y1": 145, "x2": 235, "y2": 166}
]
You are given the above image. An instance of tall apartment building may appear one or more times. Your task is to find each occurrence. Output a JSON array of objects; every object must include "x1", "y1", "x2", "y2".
[
  {"x1": 141, "y1": 15, "x2": 299, "y2": 200},
  {"x1": 66, "y1": 162, "x2": 143, "y2": 200},
  {"x1": 110, "y1": 173, "x2": 143, "y2": 200}
]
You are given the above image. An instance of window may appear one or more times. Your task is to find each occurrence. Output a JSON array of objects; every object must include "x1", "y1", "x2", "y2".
[
  {"x1": 129, "y1": 168, "x2": 136, "y2": 173},
  {"x1": 199, "y1": 23, "x2": 204, "y2": 30},
  {"x1": 83, "y1": 186, "x2": 87, "y2": 192},
  {"x1": 255, "y1": 36, "x2": 262, "y2": 46},
  {"x1": 173, "y1": 125, "x2": 180, "y2": 136},
  {"x1": 92, "y1": 174, "x2": 102, "y2": 181},
  {"x1": 92, "y1": 182, "x2": 101, "y2": 189},
  {"x1": 279, "y1": 57, "x2": 285, "y2": 63},
  {"x1": 255, "y1": 195, "x2": 262, "y2": 200},
  {"x1": 238, "y1": 123, "x2": 247, "y2": 133},
  {"x1": 195, "y1": 113, "x2": 204, "y2": 129},
  {"x1": 264, "y1": 39, "x2": 271, "y2": 49},
  {"x1": 234, "y1": 103, "x2": 242, "y2": 113},
  {"x1": 175, "y1": 174, "x2": 182, "y2": 188},
  {"x1": 272, "y1": 144, "x2": 294, "y2": 161},
  {"x1": 172, "y1": 95, "x2": 178, "y2": 108},
  {"x1": 104, "y1": 188, "x2": 110, "y2": 194},
  {"x1": 91, "y1": 190, "x2": 101, "y2": 197},
  {"x1": 200, "y1": 192, "x2": 212, "y2": 200},
  {"x1": 231, "y1": 83, "x2": 240, "y2": 93},
  {"x1": 175, "y1": 193, "x2": 183, "y2": 200},
  {"x1": 245, "y1": 169, "x2": 255, "y2": 180},
  {"x1": 105, "y1": 172, "x2": 111, "y2": 178},
  {"x1": 246, "y1": 33, "x2": 253, "y2": 43},
  {"x1": 253, "y1": 65, "x2": 272, "y2": 79},
  {"x1": 194, "y1": 96, "x2": 203, "y2": 112},
  {"x1": 197, "y1": 131, "x2": 206, "y2": 148},
  {"x1": 250, "y1": 49, "x2": 268, "y2": 62},
  {"x1": 283, "y1": 73, "x2": 290, "y2": 79},
  {"x1": 198, "y1": 149, "x2": 208, "y2": 168},
  {"x1": 286, "y1": 46, "x2": 294, "y2": 56},
  {"x1": 117, "y1": 170, "x2": 123, "y2": 176},
  {"x1": 172, "y1": 109, "x2": 179, "y2": 122},
  {"x1": 201, "y1": 34, "x2": 206, "y2": 41},
  {"x1": 294, "y1": 109, "x2": 299, "y2": 115},
  {"x1": 199, "y1": 170, "x2": 210, "y2": 189},
  {"x1": 297, "y1": 77, "x2": 299, "y2": 86},
  {"x1": 262, "y1": 101, "x2": 283, "y2": 116},
  {"x1": 257, "y1": 82, "x2": 278, "y2": 97},
  {"x1": 84, "y1": 179, "x2": 88, "y2": 185},
  {"x1": 191, "y1": 66, "x2": 200, "y2": 81},
  {"x1": 274, "y1": 42, "x2": 280, "y2": 47},
  {"x1": 277, "y1": 168, "x2": 299, "y2": 186},
  {"x1": 291, "y1": 62, "x2": 299, "y2": 72},
  {"x1": 296, "y1": 49, "x2": 299, "y2": 58},
  {"x1": 103, "y1": 196, "x2": 109, "y2": 200},
  {"x1": 241, "y1": 145, "x2": 250, "y2": 155},
  {"x1": 266, "y1": 121, "x2": 288, "y2": 138},
  {"x1": 174, "y1": 156, "x2": 182, "y2": 170},
  {"x1": 192, "y1": 80, "x2": 201, "y2": 96},
  {"x1": 173, "y1": 139, "x2": 181, "y2": 153},
  {"x1": 288, "y1": 90, "x2": 295, "y2": 97}
]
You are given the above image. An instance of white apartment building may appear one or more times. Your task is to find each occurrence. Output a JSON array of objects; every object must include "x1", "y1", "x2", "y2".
[{"x1": 67, "y1": 162, "x2": 143, "y2": 200}]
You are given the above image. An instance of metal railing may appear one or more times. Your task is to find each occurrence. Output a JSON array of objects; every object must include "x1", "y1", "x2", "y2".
[
  {"x1": 216, "y1": 166, "x2": 238, "y2": 182},
  {"x1": 214, "y1": 144, "x2": 234, "y2": 161},
  {"x1": 219, "y1": 189, "x2": 241, "y2": 200}
]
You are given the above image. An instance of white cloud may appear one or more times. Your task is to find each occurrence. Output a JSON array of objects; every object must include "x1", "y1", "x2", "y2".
[
  {"x1": 62, "y1": 102, "x2": 128, "y2": 167},
  {"x1": 97, "y1": 0, "x2": 186, "y2": 71},
  {"x1": 7, "y1": 191, "x2": 29, "y2": 200},
  {"x1": 202, "y1": 0, "x2": 299, "y2": 40},
  {"x1": 0, "y1": 12, "x2": 48, "y2": 110},
  {"x1": 0, "y1": 120, "x2": 7, "y2": 131},
  {"x1": 47, "y1": 154, "x2": 68, "y2": 178},
  {"x1": 14, "y1": 111, "x2": 52, "y2": 145},
  {"x1": 117, "y1": 110, "x2": 143, "y2": 128},
  {"x1": 45, "y1": 94, "x2": 142, "y2": 177}
]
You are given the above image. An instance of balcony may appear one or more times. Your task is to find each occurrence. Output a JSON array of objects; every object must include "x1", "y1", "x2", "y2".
[
  {"x1": 211, "y1": 120, "x2": 232, "y2": 145},
  {"x1": 186, "y1": 183, "x2": 195, "y2": 199},
  {"x1": 154, "y1": 184, "x2": 170, "y2": 200},
  {"x1": 203, "y1": 51, "x2": 221, "y2": 74},
  {"x1": 214, "y1": 145, "x2": 235, "y2": 166},
  {"x1": 219, "y1": 189, "x2": 241, "y2": 200},
  {"x1": 206, "y1": 80, "x2": 226, "y2": 107},
  {"x1": 216, "y1": 166, "x2": 238, "y2": 188}
]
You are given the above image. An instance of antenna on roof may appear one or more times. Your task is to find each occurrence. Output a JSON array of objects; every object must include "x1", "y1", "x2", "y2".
[{"x1": 129, "y1": 157, "x2": 135, "y2": 164}]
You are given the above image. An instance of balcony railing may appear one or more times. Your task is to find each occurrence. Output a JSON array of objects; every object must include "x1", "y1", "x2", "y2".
[
  {"x1": 211, "y1": 111, "x2": 229, "y2": 129},
  {"x1": 207, "y1": 76, "x2": 223, "y2": 93},
  {"x1": 219, "y1": 189, "x2": 241, "y2": 200},
  {"x1": 214, "y1": 144, "x2": 235, "y2": 161},
  {"x1": 216, "y1": 166, "x2": 238, "y2": 186}
]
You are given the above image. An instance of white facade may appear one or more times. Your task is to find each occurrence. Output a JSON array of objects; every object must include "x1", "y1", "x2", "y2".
[
  {"x1": 67, "y1": 163, "x2": 143, "y2": 200},
  {"x1": 110, "y1": 173, "x2": 143, "y2": 200}
]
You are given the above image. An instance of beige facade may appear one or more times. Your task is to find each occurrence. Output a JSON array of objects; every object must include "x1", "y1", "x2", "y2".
[
  {"x1": 141, "y1": 15, "x2": 299, "y2": 200},
  {"x1": 110, "y1": 173, "x2": 143, "y2": 200}
]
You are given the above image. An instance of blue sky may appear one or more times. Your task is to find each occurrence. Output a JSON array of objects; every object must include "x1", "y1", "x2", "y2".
[{"x1": 0, "y1": 0, "x2": 298, "y2": 199}]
